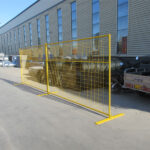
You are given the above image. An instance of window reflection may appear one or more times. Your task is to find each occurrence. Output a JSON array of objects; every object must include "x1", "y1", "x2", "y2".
[
  {"x1": 117, "y1": 0, "x2": 128, "y2": 54},
  {"x1": 37, "y1": 19, "x2": 41, "y2": 45},
  {"x1": 45, "y1": 15, "x2": 50, "y2": 43},
  {"x1": 57, "y1": 9, "x2": 63, "y2": 42},
  {"x1": 92, "y1": 0, "x2": 100, "y2": 36},
  {"x1": 29, "y1": 23, "x2": 32, "y2": 46},
  {"x1": 92, "y1": 0, "x2": 100, "y2": 51},
  {"x1": 23, "y1": 26, "x2": 27, "y2": 47},
  {"x1": 18, "y1": 28, "x2": 21, "y2": 48},
  {"x1": 71, "y1": 2, "x2": 77, "y2": 40}
]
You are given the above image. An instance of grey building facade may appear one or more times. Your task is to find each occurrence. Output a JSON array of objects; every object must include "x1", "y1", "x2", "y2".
[{"x1": 0, "y1": 0, "x2": 150, "y2": 57}]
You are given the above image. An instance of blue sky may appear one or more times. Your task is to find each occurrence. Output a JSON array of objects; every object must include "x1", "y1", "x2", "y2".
[{"x1": 0, "y1": 0, "x2": 37, "y2": 27}]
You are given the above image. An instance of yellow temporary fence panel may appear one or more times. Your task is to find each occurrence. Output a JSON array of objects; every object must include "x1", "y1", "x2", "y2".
[
  {"x1": 20, "y1": 45, "x2": 47, "y2": 92},
  {"x1": 19, "y1": 34, "x2": 124, "y2": 125}
]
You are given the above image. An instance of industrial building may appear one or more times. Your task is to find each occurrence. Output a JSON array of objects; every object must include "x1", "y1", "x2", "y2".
[{"x1": 0, "y1": 0, "x2": 150, "y2": 56}]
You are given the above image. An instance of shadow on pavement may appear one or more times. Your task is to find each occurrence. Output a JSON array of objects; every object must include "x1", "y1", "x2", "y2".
[
  {"x1": 0, "y1": 78, "x2": 44, "y2": 95},
  {"x1": 112, "y1": 90, "x2": 150, "y2": 113},
  {"x1": 1, "y1": 78, "x2": 150, "y2": 114},
  {"x1": 0, "y1": 78, "x2": 103, "y2": 117}
]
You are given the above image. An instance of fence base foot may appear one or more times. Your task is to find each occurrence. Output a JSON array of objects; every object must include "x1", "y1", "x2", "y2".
[
  {"x1": 37, "y1": 93, "x2": 50, "y2": 96},
  {"x1": 14, "y1": 83, "x2": 24, "y2": 86},
  {"x1": 95, "y1": 113, "x2": 124, "y2": 125},
  {"x1": 37, "y1": 91, "x2": 58, "y2": 97}
]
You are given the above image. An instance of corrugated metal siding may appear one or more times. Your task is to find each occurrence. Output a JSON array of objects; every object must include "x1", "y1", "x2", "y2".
[
  {"x1": 40, "y1": 15, "x2": 46, "y2": 45},
  {"x1": 77, "y1": 0, "x2": 92, "y2": 39},
  {"x1": 0, "y1": 0, "x2": 150, "y2": 56},
  {"x1": 32, "y1": 19, "x2": 38, "y2": 46},
  {"x1": 49, "y1": 8, "x2": 58, "y2": 43},
  {"x1": 0, "y1": 36, "x2": 1, "y2": 51},
  {"x1": 62, "y1": 1, "x2": 72, "y2": 41},
  {"x1": 128, "y1": 0, "x2": 150, "y2": 56},
  {"x1": 100, "y1": 0, "x2": 117, "y2": 56}
]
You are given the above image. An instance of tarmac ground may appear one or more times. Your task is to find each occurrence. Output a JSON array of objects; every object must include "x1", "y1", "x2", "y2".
[{"x1": 0, "y1": 67, "x2": 150, "y2": 150}]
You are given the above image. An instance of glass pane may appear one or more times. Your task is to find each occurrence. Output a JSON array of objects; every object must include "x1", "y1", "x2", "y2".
[
  {"x1": 59, "y1": 32, "x2": 63, "y2": 41},
  {"x1": 72, "y1": 11, "x2": 76, "y2": 20},
  {"x1": 93, "y1": 23, "x2": 100, "y2": 35},
  {"x1": 71, "y1": 2, "x2": 76, "y2": 11},
  {"x1": 37, "y1": 20, "x2": 40, "y2": 33},
  {"x1": 46, "y1": 30, "x2": 50, "y2": 35},
  {"x1": 38, "y1": 28, "x2": 40, "y2": 33},
  {"x1": 93, "y1": 13, "x2": 99, "y2": 24},
  {"x1": 38, "y1": 38, "x2": 41, "y2": 45},
  {"x1": 23, "y1": 26, "x2": 25, "y2": 32},
  {"x1": 72, "y1": 29, "x2": 77, "y2": 38},
  {"x1": 72, "y1": 20, "x2": 77, "y2": 29},
  {"x1": 37, "y1": 20, "x2": 40, "y2": 26},
  {"x1": 58, "y1": 17, "x2": 62, "y2": 24},
  {"x1": 92, "y1": 2, "x2": 99, "y2": 14},
  {"x1": 38, "y1": 32, "x2": 40, "y2": 38},
  {"x1": 46, "y1": 24, "x2": 49, "y2": 30},
  {"x1": 29, "y1": 24, "x2": 31, "y2": 29},
  {"x1": 118, "y1": 29, "x2": 128, "y2": 41},
  {"x1": 93, "y1": 0, "x2": 99, "y2": 4},
  {"x1": 58, "y1": 25, "x2": 62, "y2": 32},
  {"x1": 118, "y1": 0, "x2": 128, "y2": 5},
  {"x1": 57, "y1": 9, "x2": 62, "y2": 17},
  {"x1": 118, "y1": 16, "x2": 128, "y2": 30},
  {"x1": 45, "y1": 15, "x2": 49, "y2": 22},
  {"x1": 92, "y1": 0, "x2": 100, "y2": 35},
  {"x1": 118, "y1": 3, "x2": 128, "y2": 17},
  {"x1": 47, "y1": 35, "x2": 50, "y2": 43}
]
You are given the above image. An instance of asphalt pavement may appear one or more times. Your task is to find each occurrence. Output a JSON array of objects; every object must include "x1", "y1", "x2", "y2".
[{"x1": 0, "y1": 67, "x2": 150, "y2": 150}]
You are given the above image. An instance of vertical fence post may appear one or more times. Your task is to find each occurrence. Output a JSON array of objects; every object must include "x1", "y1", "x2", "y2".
[
  {"x1": 108, "y1": 34, "x2": 112, "y2": 118},
  {"x1": 45, "y1": 43, "x2": 50, "y2": 94}
]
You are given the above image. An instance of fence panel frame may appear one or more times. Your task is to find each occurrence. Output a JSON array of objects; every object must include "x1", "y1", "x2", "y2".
[{"x1": 19, "y1": 34, "x2": 124, "y2": 125}]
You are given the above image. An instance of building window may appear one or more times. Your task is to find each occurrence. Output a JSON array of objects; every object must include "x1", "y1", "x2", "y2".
[
  {"x1": 23, "y1": 26, "x2": 27, "y2": 47},
  {"x1": 14, "y1": 31, "x2": 16, "y2": 53},
  {"x1": 45, "y1": 15, "x2": 50, "y2": 43},
  {"x1": 2, "y1": 36, "x2": 3, "y2": 54},
  {"x1": 57, "y1": 9, "x2": 63, "y2": 42},
  {"x1": 18, "y1": 28, "x2": 21, "y2": 48},
  {"x1": 4, "y1": 35, "x2": 6, "y2": 53},
  {"x1": 14, "y1": 31, "x2": 16, "y2": 43},
  {"x1": 10, "y1": 32, "x2": 12, "y2": 54},
  {"x1": 6, "y1": 34, "x2": 8, "y2": 53},
  {"x1": 71, "y1": 2, "x2": 77, "y2": 40},
  {"x1": 117, "y1": 0, "x2": 128, "y2": 54},
  {"x1": 92, "y1": 0, "x2": 100, "y2": 36},
  {"x1": 5, "y1": 34, "x2": 8, "y2": 53},
  {"x1": 37, "y1": 19, "x2": 41, "y2": 45},
  {"x1": 29, "y1": 23, "x2": 33, "y2": 46},
  {"x1": 0, "y1": 36, "x2": 1, "y2": 52}
]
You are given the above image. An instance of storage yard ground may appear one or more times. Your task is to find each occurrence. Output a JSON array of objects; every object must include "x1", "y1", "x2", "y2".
[{"x1": 0, "y1": 67, "x2": 150, "y2": 150}]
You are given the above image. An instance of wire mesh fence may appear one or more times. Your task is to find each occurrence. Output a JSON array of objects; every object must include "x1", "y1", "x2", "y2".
[
  {"x1": 20, "y1": 45, "x2": 47, "y2": 92},
  {"x1": 20, "y1": 34, "x2": 111, "y2": 117},
  {"x1": 47, "y1": 35, "x2": 111, "y2": 116}
]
